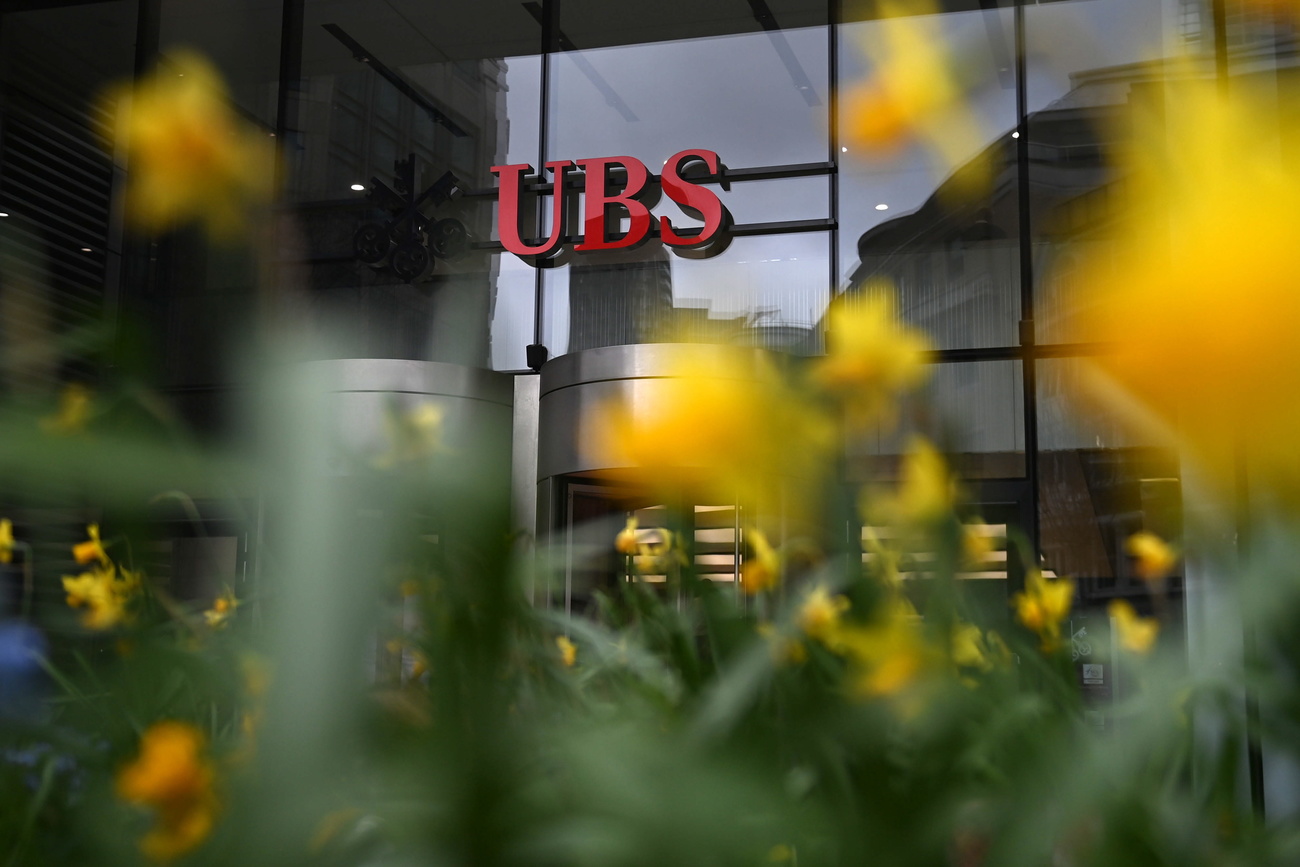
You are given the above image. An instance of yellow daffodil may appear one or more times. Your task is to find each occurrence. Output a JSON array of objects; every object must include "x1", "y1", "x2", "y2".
[
  {"x1": 1011, "y1": 570, "x2": 1074, "y2": 651},
  {"x1": 72, "y1": 523, "x2": 110, "y2": 566},
  {"x1": 555, "y1": 635, "x2": 577, "y2": 668},
  {"x1": 828, "y1": 618, "x2": 934, "y2": 699},
  {"x1": 40, "y1": 383, "x2": 92, "y2": 435},
  {"x1": 741, "y1": 528, "x2": 780, "y2": 596},
  {"x1": 811, "y1": 289, "x2": 930, "y2": 431},
  {"x1": 587, "y1": 351, "x2": 834, "y2": 514},
  {"x1": 862, "y1": 438, "x2": 956, "y2": 528},
  {"x1": 373, "y1": 401, "x2": 445, "y2": 469},
  {"x1": 202, "y1": 586, "x2": 239, "y2": 628},
  {"x1": 841, "y1": 1, "x2": 988, "y2": 192},
  {"x1": 1109, "y1": 599, "x2": 1159, "y2": 655},
  {"x1": 1068, "y1": 72, "x2": 1300, "y2": 492},
  {"x1": 961, "y1": 522, "x2": 996, "y2": 571},
  {"x1": 111, "y1": 51, "x2": 273, "y2": 238},
  {"x1": 630, "y1": 528, "x2": 686, "y2": 576},
  {"x1": 116, "y1": 721, "x2": 219, "y2": 863},
  {"x1": 951, "y1": 622, "x2": 993, "y2": 673},
  {"x1": 615, "y1": 516, "x2": 640, "y2": 556},
  {"x1": 797, "y1": 584, "x2": 850, "y2": 640},
  {"x1": 0, "y1": 518, "x2": 13, "y2": 564},
  {"x1": 1126, "y1": 532, "x2": 1177, "y2": 583},
  {"x1": 62, "y1": 563, "x2": 139, "y2": 630}
]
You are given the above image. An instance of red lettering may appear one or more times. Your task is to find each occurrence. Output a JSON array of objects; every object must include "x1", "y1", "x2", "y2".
[
  {"x1": 490, "y1": 161, "x2": 573, "y2": 258},
  {"x1": 659, "y1": 149, "x2": 729, "y2": 249},
  {"x1": 573, "y1": 156, "x2": 654, "y2": 251}
]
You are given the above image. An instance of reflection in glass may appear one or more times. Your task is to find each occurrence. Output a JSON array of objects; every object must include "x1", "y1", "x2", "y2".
[
  {"x1": 1026, "y1": 0, "x2": 1179, "y2": 344},
  {"x1": 282, "y1": 0, "x2": 544, "y2": 369},
  {"x1": 837, "y1": 7, "x2": 1019, "y2": 350},
  {"x1": 548, "y1": 27, "x2": 829, "y2": 169},
  {"x1": 540, "y1": 232, "x2": 829, "y2": 358},
  {"x1": 1037, "y1": 357, "x2": 1181, "y2": 600},
  {"x1": 846, "y1": 360, "x2": 1025, "y2": 482}
]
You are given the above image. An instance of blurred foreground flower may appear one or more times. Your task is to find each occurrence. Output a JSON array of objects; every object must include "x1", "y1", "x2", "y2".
[
  {"x1": 589, "y1": 351, "x2": 834, "y2": 513},
  {"x1": 841, "y1": 0, "x2": 988, "y2": 191},
  {"x1": 556, "y1": 635, "x2": 577, "y2": 668},
  {"x1": 373, "y1": 400, "x2": 444, "y2": 469},
  {"x1": 39, "y1": 383, "x2": 92, "y2": 435},
  {"x1": 72, "y1": 523, "x2": 110, "y2": 566},
  {"x1": 797, "y1": 584, "x2": 849, "y2": 640},
  {"x1": 1012, "y1": 570, "x2": 1074, "y2": 651},
  {"x1": 62, "y1": 564, "x2": 140, "y2": 631},
  {"x1": 116, "y1": 721, "x2": 219, "y2": 863},
  {"x1": 1126, "y1": 532, "x2": 1177, "y2": 583},
  {"x1": 0, "y1": 518, "x2": 13, "y2": 564},
  {"x1": 811, "y1": 289, "x2": 930, "y2": 431},
  {"x1": 203, "y1": 586, "x2": 239, "y2": 628},
  {"x1": 111, "y1": 51, "x2": 273, "y2": 238},
  {"x1": 861, "y1": 438, "x2": 956, "y2": 529},
  {"x1": 1070, "y1": 72, "x2": 1300, "y2": 491},
  {"x1": 1109, "y1": 600, "x2": 1159, "y2": 655},
  {"x1": 741, "y1": 528, "x2": 780, "y2": 595},
  {"x1": 615, "y1": 516, "x2": 640, "y2": 555}
]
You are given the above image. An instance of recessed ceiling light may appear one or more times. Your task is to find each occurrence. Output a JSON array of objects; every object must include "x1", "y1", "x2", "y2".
[
  {"x1": 1012, "y1": 131, "x2": 1020, "y2": 138},
  {"x1": 875, "y1": 203, "x2": 889, "y2": 211},
  {"x1": 0, "y1": 212, "x2": 8, "y2": 218},
  {"x1": 841, "y1": 146, "x2": 848, "y2": 153},
  {"x1": 350, "y1": 183, "x2": 366, "y2": 191},
  {"x1": 80, "y1": 247, "x2": 92, "y2": 252}
]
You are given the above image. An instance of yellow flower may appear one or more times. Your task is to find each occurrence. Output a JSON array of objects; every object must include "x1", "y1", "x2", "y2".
[
  {"x1": 1109, "y1": 599, "x2": 1159, "y2": 655},
  {"x1": 587, "y1": 350, "x2": 834, "y2": 513},
  {"x1": 741, "y1": 528, "x2": 780, "y2": 596},
  {"x1": 797, "y1": 584, "x2": 850, "y2": 640},
  {"x1": 40, "y1": 383, "x2": 92, "y2": 435},
  {"x1": 828, "y1": 618, "x2": 933, "y2": 699},
  {"x1": 373, "y1": 401, "x2": 445, "y2": 469},
  {"x1": 863, "y1": 438, "x2": 956, "y2": 528},
  {"x1": 630, "y1": 528, "x2": 686, "y2": 576},
  {"x1": 1011, "y1": 570, "x2": 1074, "y2": 651},
  {"x1": 0, "y1": 518, "x2": 13, "y2": 564},
  {"x1": 111, "y1": 51, "x2": 273, "y2": 238},
  {"x1": 841, "y1": 1, "x2": 988, "y2": 191},
  {"x1": 203, "y1": 586, "x2": 239, "y2": 628},
  {"x1": 1068, "y1": 72, "x2": 1300, "y2": 491},
  {"x1": 960, "y1": 522, "x2": 996, "y2": 571},
  {"x1": 62, "y1": 563, "x2": 139, "y2": 630},
  {"x1": 116, "y1": 721, "x2": 219, "y2": 863},
  {"x1": 951, "y1": 622, "x2": 993, "y2": 672},
  {"x1": 72, "y1": 523, "x2": 110, "y2": 566},
  {"x1": 555, "y1": 635, "x2": 577, "y2": 668},
  {"x1": 1126, "y1": 532, "x2": 1177, "y2": 583},
  {"x1": 811, "y1": 289, "x2": 930, "y2": 430},
  {"x1": 615, "y1": 516, "x2": 640, "y2": 556}
]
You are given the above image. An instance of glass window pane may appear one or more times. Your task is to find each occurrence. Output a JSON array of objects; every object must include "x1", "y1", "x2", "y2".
[
  {"x1": 847, "y1": 359, "x2": 1026, "y2": 481},
  {"x1": 837, "y1": 6, "x2": 1020, "y2": 350},
  {"x1": 282, "y1": 0, "x2": 544, "y2": 369},
  {"x1": 1026, "y1": 0, "x2": 1179, "y2": 344},
  {"x1": 549, "y1": 20, "x2": 829, "y2": 168},
  {"x1": 1037, "y1": 357, "x2": 1182, "y2": 601},
  {"x1": 541, "y1": 232, "x2": 830, "y2": 356}
]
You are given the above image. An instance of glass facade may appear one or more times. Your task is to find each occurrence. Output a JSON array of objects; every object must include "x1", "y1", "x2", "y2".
[{"x1": 6, "y1": 0, "x2": 1297, "y2": 749}]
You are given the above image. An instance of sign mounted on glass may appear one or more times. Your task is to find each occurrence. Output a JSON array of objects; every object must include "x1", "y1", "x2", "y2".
[{"x1": 491, "y1": 149, "x2": 732, "y2": 263}]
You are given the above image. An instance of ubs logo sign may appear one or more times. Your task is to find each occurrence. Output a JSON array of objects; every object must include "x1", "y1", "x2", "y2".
[
  {"x1": 492, "y1": 149, "x2": 731, "y2": 262},
  {"x1": 352, "y1": 150, "x2": 731, "y2": 281}
]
